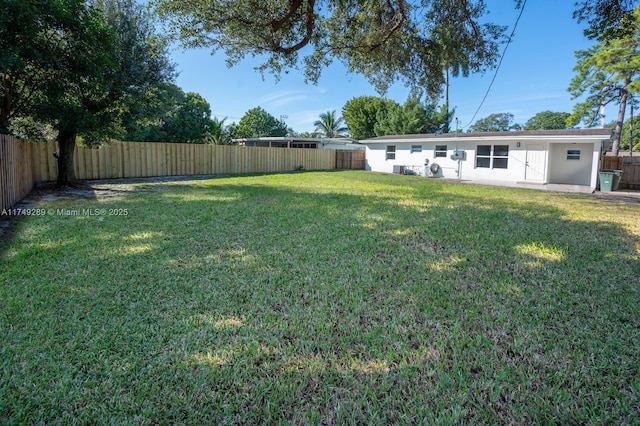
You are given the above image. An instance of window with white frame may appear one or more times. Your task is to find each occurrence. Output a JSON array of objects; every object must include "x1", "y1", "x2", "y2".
[
  {"x1": 567, "y1": 149, "x2": 581, "y2": 160},
  {"x1": 386, "y1": 145, "x2": 396, "y2": 160},
  {"x1": 476, "y1": 145, "x2": 509, "y2": 169},
  {"x1": 411, "y1": 145, "x2": 422, "y2": 153},
  {"x1": 435, "y1": 145, "x2": 447, "y2": 158}
]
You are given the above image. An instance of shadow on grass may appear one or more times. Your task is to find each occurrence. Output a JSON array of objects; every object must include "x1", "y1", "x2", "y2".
[{"x1": 1, "y1": 171, "x2": 638, "y2": 424}]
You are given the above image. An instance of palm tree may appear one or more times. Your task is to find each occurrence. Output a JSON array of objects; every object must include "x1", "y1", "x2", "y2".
[
  {"x1": 210, "y1": 117, "x2": 230, "y2": 144},
  {"x1": 314, "y1": 110, "x2": 348, "y2": 138}
]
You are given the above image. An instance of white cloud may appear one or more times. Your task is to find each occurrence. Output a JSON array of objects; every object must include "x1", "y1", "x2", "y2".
[{"x1": 257, "y1": 90, "x2": 310, "y2": 108}]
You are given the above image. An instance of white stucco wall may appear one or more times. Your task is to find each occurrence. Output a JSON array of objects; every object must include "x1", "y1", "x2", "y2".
[
  {"x1": 366, "y1": 142, "x2": 465, "y2": 177},
  {"x1": 548, "y1": 143, "x2": 598, "y2": 186},
  {"x1": 364, "y1": 134, "x2": 605, "y2": 189},
  {"x1": 366, "y1": 140, "x2": 528, "y2": 181},
  {"x1": 458, "y1": 142, "x2": 524, "y2": 182}
]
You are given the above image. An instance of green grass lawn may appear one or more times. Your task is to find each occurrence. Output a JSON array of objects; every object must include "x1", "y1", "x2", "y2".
[{"x1": 1, "y1": 171, "x2": 639, "y2": 424}]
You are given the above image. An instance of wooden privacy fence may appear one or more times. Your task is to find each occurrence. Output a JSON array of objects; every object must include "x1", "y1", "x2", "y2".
[
  {"x1": 600, "y1": 155, "x2": 640, "y2": 190},
  {"x1": 1, "y1": 137, "x2": 362, "y2": 211},
  {"x1": 335, "y1": 149, "x2": 366, "y2": 170},
  {"x1": 0, "y1": 135, "x2": 43, "y2": 212},
  {"x1": 35, "y1": 140, "x2": 337, "y2": 181}
]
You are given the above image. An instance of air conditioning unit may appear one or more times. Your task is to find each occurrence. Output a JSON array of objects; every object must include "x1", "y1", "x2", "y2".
[{"x1": 429, "y1": 162, "x2": 440, "y2": 177}]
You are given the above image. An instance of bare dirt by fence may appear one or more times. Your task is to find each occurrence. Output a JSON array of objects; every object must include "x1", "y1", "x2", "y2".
[
  {"x1": 600, "y1": 155, "x2": 640, "y2": 190},
  {"x1": 1, "y1": 136, "x2": 365, "y2": 212}
]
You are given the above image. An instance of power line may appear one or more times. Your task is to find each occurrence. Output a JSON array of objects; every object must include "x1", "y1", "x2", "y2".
[
  {"x1": 461, "y1": 0, "x2": 528, "y2": 129},
  {"x1": 211, "y1": 112, "x2": 242, "y2": 120}
]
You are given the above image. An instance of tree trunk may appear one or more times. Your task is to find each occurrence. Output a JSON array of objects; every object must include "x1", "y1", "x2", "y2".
[
  {"x1": 56, "y1": 127, "x2": 77, "y2": 187},
  {"x1": 612, "y1": 79, "x2": 630, "y2": 156}
]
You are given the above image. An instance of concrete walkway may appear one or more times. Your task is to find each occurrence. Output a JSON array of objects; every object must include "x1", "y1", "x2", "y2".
[{"x1": 457, "y1": 179, "x2": 640, "y2": 201}]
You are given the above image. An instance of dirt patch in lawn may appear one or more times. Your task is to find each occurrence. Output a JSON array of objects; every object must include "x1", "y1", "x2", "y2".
[
  {"x1": 592, "y1": 191, "x2": 640, "y2": 205},
  {"x1": 0, "y1": 175, "x2": 214, "y2": 242}
]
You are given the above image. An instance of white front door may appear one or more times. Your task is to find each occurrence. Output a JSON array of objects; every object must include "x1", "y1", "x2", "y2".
[{"x1": 525, "y1": 144, "x2": 546, "y2": 182}]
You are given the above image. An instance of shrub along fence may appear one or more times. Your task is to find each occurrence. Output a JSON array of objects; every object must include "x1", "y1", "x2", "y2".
[
  {"x1": 600, "y1": 155, "x2": 640, "y2": 190},
  {"x1": 1, "y1": 136, "x2": 363, "y2": 211}
]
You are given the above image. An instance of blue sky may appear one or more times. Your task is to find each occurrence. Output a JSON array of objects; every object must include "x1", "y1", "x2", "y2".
[{"x1": 166, "y1": 0, "x2": 596, "y2": 133}]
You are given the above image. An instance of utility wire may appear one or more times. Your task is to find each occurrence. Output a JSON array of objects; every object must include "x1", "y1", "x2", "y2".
[{"x1": 462, "y1": 0, "x2": 528, "y2": 129}]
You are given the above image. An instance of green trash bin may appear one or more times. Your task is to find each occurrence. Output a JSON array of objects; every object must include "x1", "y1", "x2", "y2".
[
  {"x1": 599, "y1": 170, "x2": 614, "y2": 192},
  {"x1": 612, "y1": 170, "x2": 623, "y2": 191}
]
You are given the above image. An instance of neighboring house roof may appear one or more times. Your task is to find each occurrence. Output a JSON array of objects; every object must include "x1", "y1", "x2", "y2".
[
  {"x1": 234, "y1": 137, "x2": 362, "y2": 148},
  {"x1": 361, "y1": 128, "x2": 612, "y2": 143}
]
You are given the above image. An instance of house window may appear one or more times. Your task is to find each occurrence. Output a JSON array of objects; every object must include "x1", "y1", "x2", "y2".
[
  {"x1": 411, "y1": 145, "x2": 422, "y2": 153},
  {"x1": 476, "y1": 145, "x2": 491, "y2": 168},
  {"x1": 476, "y1": 145, "x2": 509, "y2": 169},
  {"x1": 567, "y1": 149, "x2": 581, "y2": 160},
  {"x1": 435, "y1": 145, "x2": 447, "y2": 158},
  {"x1": 386, "y1": 145, "x2": 396, "y2": 160}
]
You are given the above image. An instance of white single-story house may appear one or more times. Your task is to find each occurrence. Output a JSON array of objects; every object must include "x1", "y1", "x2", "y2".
[
  {"x1": 361, "y1": 129, "x2": 612, "y2": 190},
  {"x1": 234, "y1": 137, "x2": 365, "y2": 150}
]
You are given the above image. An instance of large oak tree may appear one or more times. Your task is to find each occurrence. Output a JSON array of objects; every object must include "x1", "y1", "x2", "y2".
[
  {"x1": 1, "y1": 0, "x2": 174, "y2": 186},
  {"x1": 152, "y1": 0, "x2": 510, "y2": 99}
]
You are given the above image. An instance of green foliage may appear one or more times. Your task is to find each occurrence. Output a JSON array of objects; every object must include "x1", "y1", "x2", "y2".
[
  {"x1": 124, "y1": 83, "x2": 220, "y2": 144},
  {"x1": 0, "y1": 0, "x2": 116, "y2": 135},
  {"x1": 374, "y1": 97, "x2": 449, "y2": 136},
  {"x1": 233, "y1": 107, "x2": 288, "y2": 138},
  {"x1": 162, "y1": 92, "x2": 215, "y2": 143},
  {"x1": 0, "y1": 0, "x2": 176, "y2": 184},
  {"x1": 342, "y1": 96, "x2": 395, "y2": 140},
  {"x1": 313, "y1": 110, "x2": 348, "y2": 138},
  {"x1": 122, "y1": 82, "x2": 183, "y2": 141},
  {"x1": 373, "y1": 99, "x2": 403, "y2": 136},
  {"x1": 295, "y1": 131, "x2": 321, "y2": 138},
  {"x1": 573, "y1": 0, "x2": 638, "y2": 41},
  {"x1": 343, "y1": 96, "x2": 449, "y2": 139},
  {"x1": 469, "y1": 112, "x2": 521, "y2": 132},
  {"x1": 152, "y1": 0, "x2": 508, "y2": 98},
  {"x1": 7, "y1": 117, "x2": 56, "y2": 143},
  {"x1": 0, "y1": 0, "x2": 65, "y2": 132},
  {"x1": 567, "y1": 40, "x2": 639, "y2": 126},
  {"x1": 210, "y1": 117, "x2": 232, "y2": 144},
  {"x1": 95, "y1": 0, "x2": 176, "y2": 138},
  {"x1": 568, "y1": 7, "x2": 640, "y2": 154},
  {"x1": 524, "y1": 111, "x2": 572, "y2": 130},
  {"x1": 27, "y1": 0, "x2": 123, "y2": 185},
  {"x1": 619, "y1": 115, "x2": 640, "y2": 151}
]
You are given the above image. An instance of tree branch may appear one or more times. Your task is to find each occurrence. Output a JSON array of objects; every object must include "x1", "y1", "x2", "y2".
[
  {"x1": 269, "y1": 0, "x2": 316, "y2": 54},
  {"x1": 365, "y1": 1, "x2": 406, "y2": 52},
  {"x1": 270, "y1": 0, "x2": 304, "y2": 32}
]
